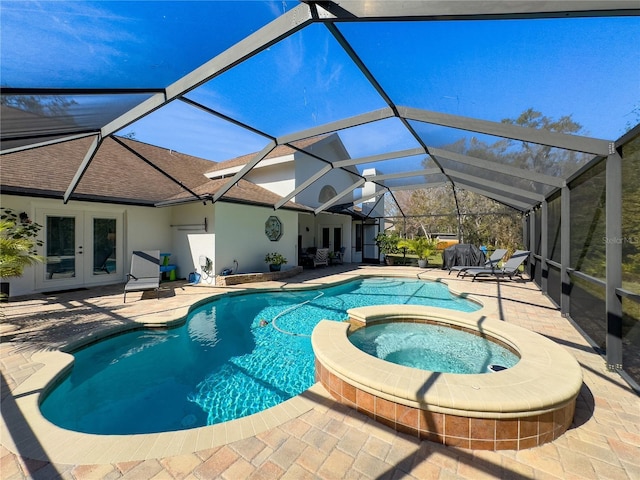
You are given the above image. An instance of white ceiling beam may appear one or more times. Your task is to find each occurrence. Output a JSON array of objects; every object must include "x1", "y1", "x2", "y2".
[
  {"x1": 101, "y1": 3, "x2": 314, "y2": 137},
  {"x1": 451, "y1": 182, "x2": 531, "y2": 211},
  {"x1": 376, "y1": 172, "x2": 535, "y2": 210},
  {"x1": 333, "y1": 147, "x2": 425, "y2": 168},
  {"x1": 277, "y1": 108, "x2": 395, "y2": 145},
  {"x1": 213, "y1": 141, "x2": 277, "y2": 203},
  {"x1": 401, "y1": 106, "x2": 613, "y2": 155},
  {"x1": 365, "y1": 168, "x2": 441, "y2": 182},
  {"x1": 101, "y1": 93, "x2": 167, "y2": 138},
  {"x1": 386, "y1": 182, "x2": 448, "y2": 192},
  {"x1": 428, "y1": 147, "x2": 564, "y2": 188},
  {"x1": 353, "y1": 190, "x2": 385, "y2": 205},
  {"x1": 446, "y1": 171, "x2": 545, "y2": 202},
  {"x1": 63, "y1": 135, "x2": 101, "y2": 203},
  {"x1": 0, "y1": 132, "x2": 98, "y2": 155},
  {"x1": 317, "y1": 1, "x2": 640, "y2": 20},
  {"x1": 274, "y1": 164, "x2": 333, "y2": 210}
]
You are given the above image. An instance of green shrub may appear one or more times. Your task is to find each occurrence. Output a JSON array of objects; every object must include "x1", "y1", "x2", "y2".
[{"x1": 0, "y1": 208, "x2": 44, "y2": 280}]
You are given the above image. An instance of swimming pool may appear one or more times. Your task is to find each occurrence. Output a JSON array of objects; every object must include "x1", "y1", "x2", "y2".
[{"x1": 40, "y1": 277, "x2": 480, "y2": 435}]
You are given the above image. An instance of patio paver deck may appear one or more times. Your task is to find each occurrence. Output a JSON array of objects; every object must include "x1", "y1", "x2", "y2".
[{"x1": 1, "y1": 264, "x2": 638, "y2": 479}]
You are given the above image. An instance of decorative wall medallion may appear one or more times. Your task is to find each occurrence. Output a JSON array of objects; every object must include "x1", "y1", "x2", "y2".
[{"x1": 265, "y1": 216, "x2": 283, "y2": 241}]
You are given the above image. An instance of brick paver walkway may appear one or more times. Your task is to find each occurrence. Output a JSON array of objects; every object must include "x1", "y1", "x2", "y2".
[{"x1": 1, "y1": 265, "x2": 638, "y2": 479}]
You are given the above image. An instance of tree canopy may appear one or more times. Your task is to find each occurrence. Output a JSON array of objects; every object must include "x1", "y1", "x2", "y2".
[{"x1": 385, "y1": 109, "x2": 590, "y2": 253}]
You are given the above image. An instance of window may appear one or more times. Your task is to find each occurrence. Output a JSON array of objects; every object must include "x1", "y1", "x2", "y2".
[
  {"x1": 318, "y1": 185, "x2": 337, "y2": 203},
  {"x1": 93, "y1": 218, "x2": 116, "y2": 275}
]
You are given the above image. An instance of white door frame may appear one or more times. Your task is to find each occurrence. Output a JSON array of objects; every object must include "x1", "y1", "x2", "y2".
[{"x1": 35, "y1": 207, "x2": 124, "y2": 290}]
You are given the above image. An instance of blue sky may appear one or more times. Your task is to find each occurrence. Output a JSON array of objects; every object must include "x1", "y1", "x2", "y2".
[{"x1": 2, "y1": 1, "x2": 639, "y2": 164}]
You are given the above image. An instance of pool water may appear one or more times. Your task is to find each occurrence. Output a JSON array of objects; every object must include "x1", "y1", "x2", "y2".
[
  {"x1": 349, "y1": 322, "x2": 519, "y2": 374},
  {"x1": 40, "y1": 277, "x2": 480, "y2": 435}
]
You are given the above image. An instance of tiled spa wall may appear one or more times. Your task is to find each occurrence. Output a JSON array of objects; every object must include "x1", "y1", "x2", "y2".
[{"x1": 315, "y1": 358, "x2": 575, "y2": 450}]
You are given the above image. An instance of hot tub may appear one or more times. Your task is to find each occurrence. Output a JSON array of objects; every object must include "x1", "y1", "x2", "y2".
[
  {"x1": 348, "y1": 321, "x2": 520, "y2": 374},
  {"x1": 311, "y1": 305, "x2": 583, "y2": 450}
]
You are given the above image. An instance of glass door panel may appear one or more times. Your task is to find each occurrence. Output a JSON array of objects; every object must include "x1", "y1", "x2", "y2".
[
  {"x1": 46, "y1": 216, "x2": 79, "y2": 280},
  {"x1": 322, "y1": 227, "x2": 330, "y2": 249},
  {"x1": 333, "y1": 228, "x2": 342, "y2": 252},
  {"x1": 362, "y1": 224, "x2": 379, "y2": 263},
  {"x1": 93, "y1": 218, "x2": 117, "y2": 275}
]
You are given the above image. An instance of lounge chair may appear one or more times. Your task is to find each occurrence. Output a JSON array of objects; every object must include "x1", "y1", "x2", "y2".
[
  {"x1": 313, "y1": 248, "x2": 329, "y2": 268},
  {"x1": 124, "y1": 250, "x2": 160, "y2": 302},
  {"x1": 449, "y1": 248, "x2": 508, "y2": 277},
  {"x1": 462, "y1": 250, "x2": 530, "y2": 282}
]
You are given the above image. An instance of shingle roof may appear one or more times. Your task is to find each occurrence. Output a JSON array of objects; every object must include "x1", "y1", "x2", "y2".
[
  {"x1": 0, "y1": 136, "x2": 309, "y2": 211},
  {"x1": 161, "y1": 177, "x2": 308, "y2": 210},
  {"x1": 205, "y1": 135, "x2": 331, "y2": 173}
]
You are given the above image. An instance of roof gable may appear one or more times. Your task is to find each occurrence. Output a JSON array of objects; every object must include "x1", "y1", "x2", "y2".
[{"x1": 204, "y1": 134, "x2": 345, "y2": 177}]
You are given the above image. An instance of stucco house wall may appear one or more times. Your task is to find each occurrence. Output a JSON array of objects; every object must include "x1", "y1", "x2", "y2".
[
  {"x1": 294, "y1": 142, "x2": 360, "y2": 208},
  {"x1": 244, "y1": 156, "x2": 296, "y2": 198},
  {"x1": 0, "y1": 194, "x2": 173, "y2": 297},
  {"x1": 125, "y1": 205, "x2": 173, "y2": 255},
  {"x1": 298, "y1": 213, "x2": 316, "y2": 250},
  {"x1": 167, "y1": 202, "x2": 214, "y2": 280},
  {"x1": 213, "y1": 202, "x2": 299, "y2": 275}
]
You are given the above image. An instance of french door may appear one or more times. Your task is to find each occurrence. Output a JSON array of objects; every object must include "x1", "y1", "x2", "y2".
[
  {"x1": 36, "y1": 209, "x2": 122, "y2": 290},
  {"x1": 321, "y1": 226, "x2": 342, "y2": 252}
]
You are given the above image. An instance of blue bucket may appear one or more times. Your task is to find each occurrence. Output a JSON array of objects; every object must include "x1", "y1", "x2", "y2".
[{"x1": 188, "y1": 272, "x2": 201, "y2": 284}]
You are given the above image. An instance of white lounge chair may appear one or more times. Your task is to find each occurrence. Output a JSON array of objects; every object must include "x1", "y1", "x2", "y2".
[
  {"x1": 124, "y1": 250, "x2": 160, "y2": 302},
  {"x1": 313, "y1": 248, "x2": 329, "y2": 268}
]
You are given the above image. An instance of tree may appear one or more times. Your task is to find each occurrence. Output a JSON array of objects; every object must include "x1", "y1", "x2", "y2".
[
  {"x1": 500, "y1": 108, "x2": 589, "y2": 177},
  {"x1": 392, "y1": 186, "x2": 458, "y2": 237},
  {"x1": 397, "y1": 236, "x2": 439, "y2": 261},
  {"x1": 623, "y1": 102, "x2": 640, "y2": 134},
  {"x1": 621, "y1": 133, "x2": 640, "y2": 285},
  {"x1": 1, "y1": 95, "x2": 77, "y2": 117},
  {"x1": 374, "y1": 231, "x2": 402, "y2": 255},
  {"x1": 0, "y1": 209, "x2": 44, "y2": 300},
  {"x1": 393, "y1": 109, "x2": 587, "y2": 253},
  {"x1": 121, "y1": 131, "x2": 137, "y2": 139}
]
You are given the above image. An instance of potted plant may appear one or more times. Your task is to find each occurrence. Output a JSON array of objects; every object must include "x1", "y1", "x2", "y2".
[
  {"x1": 264, "y1": 252, "x2": 287, "y2": 272},
  {"x1": 397, "y1": 235, "x2": 440, "y2": 268},
  {"x1": 374, "y1": 231, "x2": 401, "y2": 265},
  {"x1": 0, "y1": 208, "x2": 44, "y2": 301}
]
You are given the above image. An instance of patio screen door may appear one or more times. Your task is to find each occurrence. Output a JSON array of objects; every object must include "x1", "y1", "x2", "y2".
[
  {"x1": 362, "y1": 224, "x2": 380, "y2": 263},
  {"x1": 36, "y1": 209, "x2": 121, "y2": 290}
]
